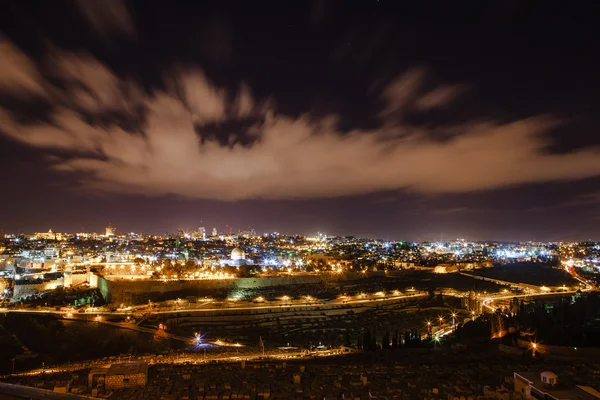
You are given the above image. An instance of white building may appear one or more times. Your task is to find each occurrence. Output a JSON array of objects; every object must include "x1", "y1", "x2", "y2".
[{"x1": 220, "y1": 248, "x2": 254, "y2": 267}]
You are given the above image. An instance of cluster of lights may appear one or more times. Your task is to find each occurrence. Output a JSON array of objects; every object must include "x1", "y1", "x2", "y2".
[
  {"x1": 158, "y1": 271, "x2": 235, "y2": 281},
  {"x1": 214, "y1": 339, "x2": 243, "y2": 347}
]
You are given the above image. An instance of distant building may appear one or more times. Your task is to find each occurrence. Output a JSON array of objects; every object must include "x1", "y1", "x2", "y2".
[
  {"x1": 44, "y1": 247, "x2": 57, "y2": 259},
  {"x1": 105, "y1": 226, "x2": 115, "y2": 237},
  {"x1": 194, "y1": 227, "x2": 206, "y2": 240},
  {"x1": 34, "y1": 229, "x2": 56, "y2": 240},
  {"x1": 220, "y1": 248, "x2": 254, "y2": 267},
  {"x1": 212, "y1": 227, "x2": 218, "y2": 237}
]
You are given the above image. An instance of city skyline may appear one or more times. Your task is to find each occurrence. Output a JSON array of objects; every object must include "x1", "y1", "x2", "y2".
[{"x1": 1, "y1": 1, "x2": 600, "y2": 240}]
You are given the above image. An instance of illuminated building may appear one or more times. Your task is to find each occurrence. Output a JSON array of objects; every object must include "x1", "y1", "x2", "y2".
[
  {"x1": 105, "y1": 226, "x2": 115, "y2": 237},
  {"x1": 194, "y1": 227, "x2": 206, "y2": 240},
  {"x1": 34, "y1": 229, "x2": 57, "y2": 240},
  {"x1": 220, "y1": 247, "x2": 254, "y2": 267}
]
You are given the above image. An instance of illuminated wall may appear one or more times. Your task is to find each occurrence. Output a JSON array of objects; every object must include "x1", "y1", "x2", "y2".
[{"x1": 96, "y1": 271, "x2": 385, "y2": 304}]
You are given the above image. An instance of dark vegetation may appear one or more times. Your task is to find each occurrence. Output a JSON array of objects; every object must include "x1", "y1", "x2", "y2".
[
  {"x1": 470, "y1": 262, "x2": 575, "y2": 287},
  {"x1": 0, "y1": 313, "x2": 184, "y2": 374}
]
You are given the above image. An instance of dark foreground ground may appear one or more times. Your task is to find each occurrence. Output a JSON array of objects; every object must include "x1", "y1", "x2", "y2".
[{"x1": 2, "y1": 345, "x2": 599, "y2": 399}]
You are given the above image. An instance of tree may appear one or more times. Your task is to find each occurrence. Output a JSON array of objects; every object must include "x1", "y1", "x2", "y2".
[
  {"x1": 363, "y1": 329, "x2": 372, "y2": 351},
  {"x1": 428, "y1": 286, "x2": 435, "y2": 298},
  {"x1": 382, "y1": 331, "x2": 390, "y2": 349},
  {"x1": 391, "y1": 331, "x2": 399, "y2": 349},
  {"x1": 344, "y1": 331, "x2": 351, "y2": 347}
]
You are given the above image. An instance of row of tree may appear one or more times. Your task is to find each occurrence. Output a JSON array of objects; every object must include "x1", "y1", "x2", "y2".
[{"x1": 345, "y1": 328, "x2": 428, "y2": 350}]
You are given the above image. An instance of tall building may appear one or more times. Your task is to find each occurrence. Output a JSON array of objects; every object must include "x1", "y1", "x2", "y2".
[
  {"x1": 198, "y1": 227, "x2": 206, "y2": 240},
  {"x1": 105, "y1": 226, "x2": 115, "y2": 237},
  {"x1": 212, "y1": 227, "x2": 218, "y2": 237}
]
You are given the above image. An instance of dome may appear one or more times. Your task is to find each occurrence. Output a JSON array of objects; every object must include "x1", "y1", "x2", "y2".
[{"x1": 231, "y1": 248, "x2": 246, "y2": 260}]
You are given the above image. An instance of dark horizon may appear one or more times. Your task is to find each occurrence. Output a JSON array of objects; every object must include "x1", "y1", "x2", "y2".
[{"x1": 1, "y1": 1, "x2": 600, "y2": 241}]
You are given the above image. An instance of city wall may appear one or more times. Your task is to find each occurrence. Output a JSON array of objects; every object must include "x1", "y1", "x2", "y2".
[
  {"x1": 63, "y1": 271, "x2": 89, "y2": 288},
  {"x1": 96, "y1": 272, "x2": 385, "y2": 304},
  {"x1": 12, "y1": 277, "x2": 64, "y2": 301}
]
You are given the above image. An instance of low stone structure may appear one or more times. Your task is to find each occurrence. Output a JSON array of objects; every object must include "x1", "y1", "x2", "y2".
[{"x1": 88, "y1": 362, "x2": 148, "y2": 391}]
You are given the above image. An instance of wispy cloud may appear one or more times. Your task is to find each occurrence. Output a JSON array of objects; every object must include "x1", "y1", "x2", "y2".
[
  {"x1": 414, "y1": 84, "x2": 466, "y2": 111},
  {"x1": 2, "y1": 41, "x2": 600, "y2": 201},
  {"x1": 0, "y1": 41, "x2": 46, "y2": 96}
]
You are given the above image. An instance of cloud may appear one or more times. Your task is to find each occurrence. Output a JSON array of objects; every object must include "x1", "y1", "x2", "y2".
[
  {"x1": 2, "y1": 42, "x2": 600, "y2": 201},
  {"x1": 0, "y1": 41, "x2": 46, "y2": 96},
  {"x1": 232, "y1": 83, "x2": 255, "y2": 118},
  {"x1": 49, "y1": 51, "x2": 143, "y2": 115},
  {"x1": 167, "y1": 68, "x2": 227, "y2": 123},
  {"x1": 414, "y1": 84, "x2": 466, "y2": 111},
  {"x1": 381, "y1": 70, "x2": 466, "y2": 116},
  {"x1": 379, "y1": 67, "x2": 426, "y2": 118},
  {"x1": 74, "y1": 0, "x2": 135, "y2": 41}
]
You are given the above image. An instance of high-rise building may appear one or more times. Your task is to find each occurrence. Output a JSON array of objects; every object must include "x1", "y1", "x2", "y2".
[
  {"x1": 198, "y1": 227, "x2": 206, "y2": 240},
  {"x1": 106, "y1": 226, "x2": 115, "y2": 237},
  {"x1": 212, "y1": 227, "x2": 218, "y2": 237}
]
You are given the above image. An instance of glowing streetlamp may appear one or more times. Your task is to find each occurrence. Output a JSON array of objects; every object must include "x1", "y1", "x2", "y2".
[
  {"x1": 426, "y1": 320, "x2": 431, "y2": 334},
  {"x1": 438, "y1": 316, "x2": 443, "y2": 328},
  {"x1": 529, "y1": 341, "x2": 540, "y2": 357}
]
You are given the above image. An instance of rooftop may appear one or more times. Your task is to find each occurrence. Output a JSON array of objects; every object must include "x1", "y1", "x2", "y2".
[
  {"x1": 515, "y1": 371, "x2": 600, "y2": 400},
  {"x1": 107, "y1": 362, "x2": 148, "y2": 376}
]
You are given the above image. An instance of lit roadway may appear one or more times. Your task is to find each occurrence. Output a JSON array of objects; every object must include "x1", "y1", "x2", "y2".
[
  {"x1": 0, "y1": 292, "x2": 429, "y2": 344},
  {"x1": 1, "y1": 346, "x2": 347, "y2": 379},
  {"x1": 0, "y1": 291, "x2": 428, "y2": 317},
  {"x1": 479, "y1": 264, "x2": 596, "y2": 312},
  {"x1": 1, "y1": 266, "x2": 594, "y2": 345}
]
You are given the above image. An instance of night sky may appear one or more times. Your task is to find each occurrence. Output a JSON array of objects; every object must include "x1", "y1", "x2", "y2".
[{"x1": 1, "y1": 0, "x2": 600, "y2": 241}]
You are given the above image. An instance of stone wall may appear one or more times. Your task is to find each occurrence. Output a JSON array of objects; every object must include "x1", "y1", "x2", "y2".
[
  {"x1": 97, "y1": 271, "x2": 385, "y2": 304},
  {"x1": 12, "y1": 277, "x2": 64, "y2": 301},
  {"x1": 105, "y1": 373, "x2": 146, "y2": 390},
  {"x1": 63, "y1": 271, "x2": 89, "y2": 288}
]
